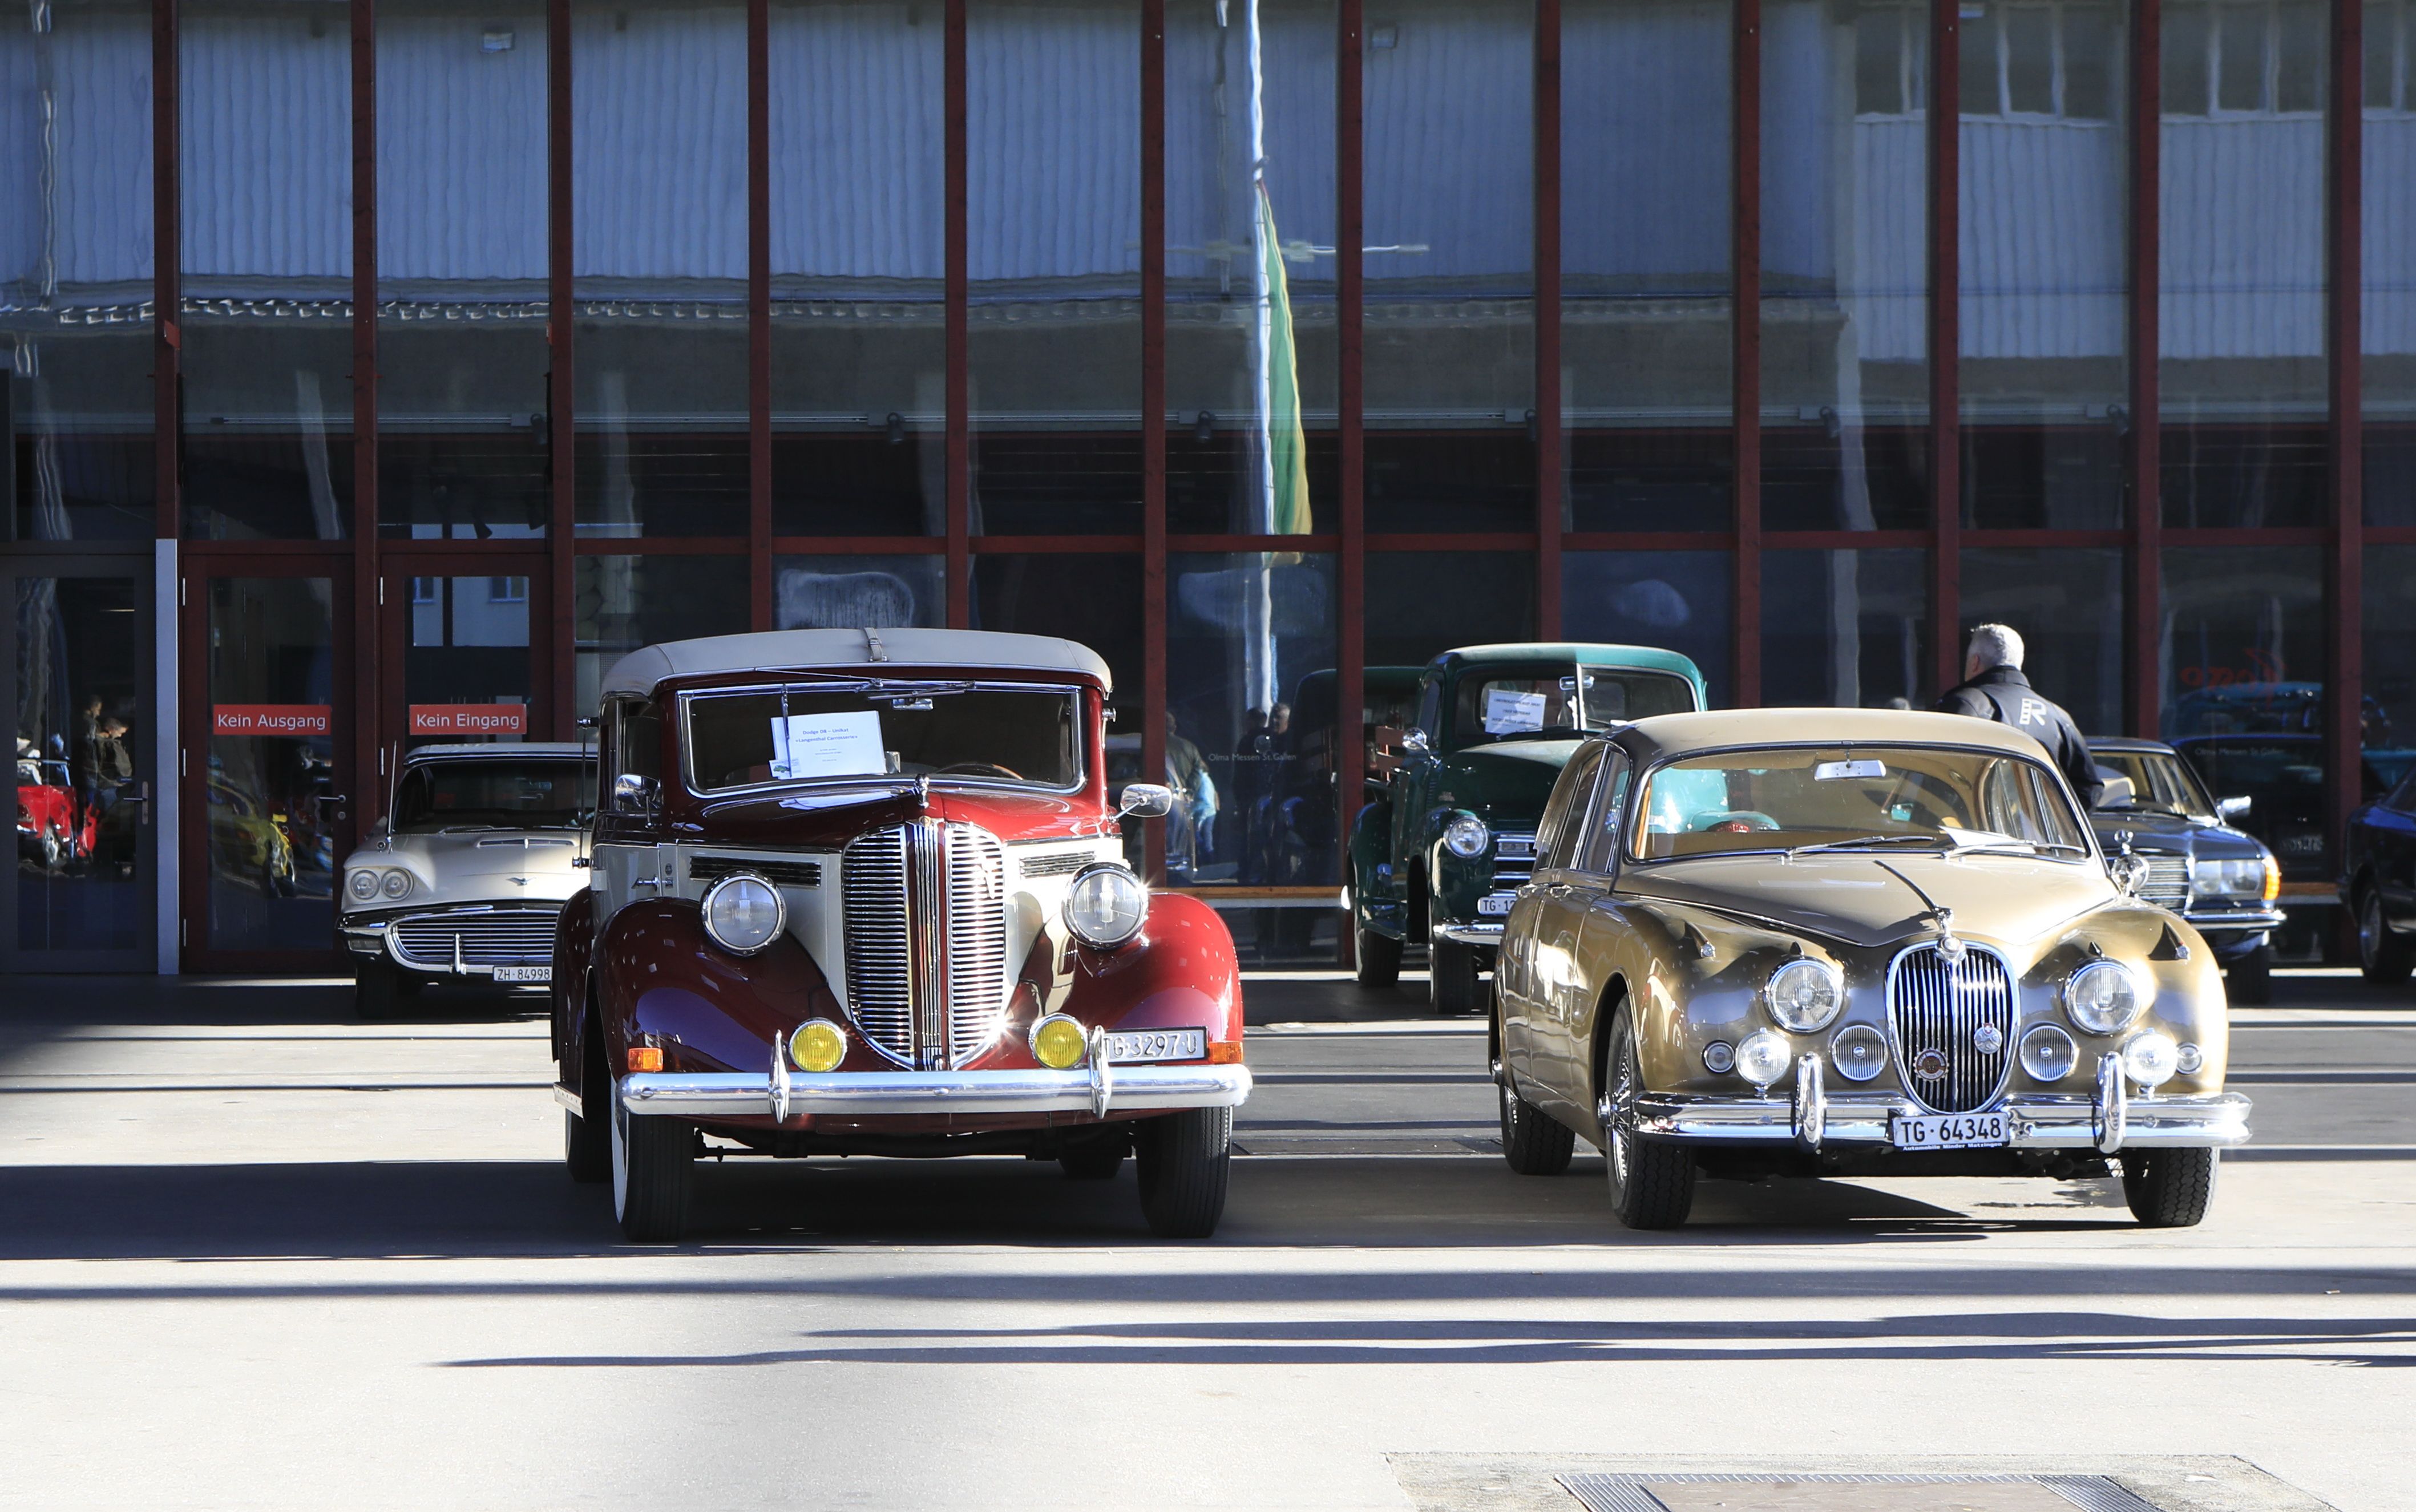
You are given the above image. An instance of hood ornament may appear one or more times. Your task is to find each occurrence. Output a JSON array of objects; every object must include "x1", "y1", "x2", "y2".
[
  {"x1": 1932, "y1": 905, "x2": 1966, "y2": 966},
  {"x1": 912, "y1": 774, "x2": 931, "y2": 812}
]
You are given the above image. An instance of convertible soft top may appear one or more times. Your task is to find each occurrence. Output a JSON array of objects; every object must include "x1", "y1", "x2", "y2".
[{"x1": 600, "y1": 629, "x2": 1113, "y2": 700}]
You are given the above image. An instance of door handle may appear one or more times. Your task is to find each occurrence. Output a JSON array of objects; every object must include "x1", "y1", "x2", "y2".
[{"x1": 127, "y1": 781, "x2": 152, "y2": 826}]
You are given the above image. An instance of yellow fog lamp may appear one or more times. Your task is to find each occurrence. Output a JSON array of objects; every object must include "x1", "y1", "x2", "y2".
[
  {"x1": 789, "y1": 1018, "x2": 847, "y2": 1074},
  {"x1": 1030, "y1": 1013, "x2": 1088, "y2": 1070}
]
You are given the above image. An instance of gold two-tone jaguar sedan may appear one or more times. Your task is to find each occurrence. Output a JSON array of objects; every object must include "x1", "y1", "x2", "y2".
[{"x1": 1490, "y1": 709, "x2": 2251, "y2": 1230}]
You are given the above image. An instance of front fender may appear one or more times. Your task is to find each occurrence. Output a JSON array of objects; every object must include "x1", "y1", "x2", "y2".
[
  {"x1": 1059, "y1": 892, "x2": 1244, "y2": 1046},
  {"x1": 551, "y1": 887, "x2": 597, "y2": 1074},
  {"x1": 597, "y1": 900, "x2": 850, "y2": 1076},
  {"x1": 1350, "y1": 794, "x2": 1400, "y2": 930}
]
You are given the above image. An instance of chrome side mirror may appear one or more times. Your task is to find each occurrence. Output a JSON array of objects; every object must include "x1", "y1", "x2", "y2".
[
  {"x1": 613, "y1": 772, "x2": 658, "y2": 812},
  {"x1": 1401, "y1": 728, "x2": 1431, "y2": 753},
  {"x1": 1117, "y1": 782, "x2": 1175, "y2": 819},
  {"x1": 2217, "y1": 795, "x2": 2252, "y2": 820}
]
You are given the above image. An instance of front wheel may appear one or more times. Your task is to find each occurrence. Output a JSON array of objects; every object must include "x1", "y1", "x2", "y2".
[
  {"x1": 610, "y1": 1082, "x2": 694, "y2": 1242},
  {"x1": 1354, "y1": 920, "x2": 1403, "y2": 989},
  {"x1": 2358, "y1": 891, "x2": 2413, "y2": 984},
  {"x1": 563, "y1": 1025, "x2": 610, "y2": 1184},
  {"x1": 1430, "y1": 937, "x2": 1484, "y2": 1017},
  {"x1": 1498, "y1": 1070, "x2": 1574, "y2": 1176},
  {"x1": 1135, "y1": 1106, "x2": 1231, "y2": 1238},
  {"x1": 1602, "y1": 1005, "x2": 1695, "y2": 1230},
  {"x1": 2225, "y1": 944, "x2": 2274, "y2": 1005},
  {"x1": 2123, "y1": 1147, "x2": 2219, "y2": 1227}
]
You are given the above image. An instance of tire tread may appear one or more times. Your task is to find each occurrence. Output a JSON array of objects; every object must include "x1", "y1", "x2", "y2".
[{"x1": 1136, "y1": 1106, "x2": 1231, "y2": 1238}]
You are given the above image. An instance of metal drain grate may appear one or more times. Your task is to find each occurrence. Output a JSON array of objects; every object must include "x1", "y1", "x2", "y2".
[{"x1": 1560, "y1": 1473, "x2": 2164, "y2": 1512}]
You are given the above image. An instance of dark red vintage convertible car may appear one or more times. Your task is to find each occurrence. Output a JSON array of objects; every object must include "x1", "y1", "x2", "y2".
[{"x1": 552, "y1": 628, "x2": 1252, "y2": 1240}]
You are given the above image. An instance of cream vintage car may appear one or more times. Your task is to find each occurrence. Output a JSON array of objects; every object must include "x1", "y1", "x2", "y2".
[
  {"x1": 339, "y1": 743, "x2": 595, "y2": 1017},
  {"x1": 1490, "y1": 709, "x2": 2251, "y2": 1230}
]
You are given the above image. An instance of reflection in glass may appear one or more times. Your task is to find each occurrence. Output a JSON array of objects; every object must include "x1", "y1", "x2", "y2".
[
  {"x1": 1762, "y1": 0, "x2": 1929, "y2": 529},
  {"x1": 2159, "y1": 0, "x2": 2327, "y2": 527},
  {"x1": 1562, "y1": 551, "x2": 1732, "y2": 706},
  {"x1": 1760, "y1": 548, "x2": 1929, "y2": 707},
  {"x1": 403, "y1": 576, "x2": 535, "y2": 750},
  {"x1": 1562, "y1": 0, "x2": 1732, "y2": 531},
  {"x1": 2361, "y1": 545, "x2": 2416, "y2": 756},
  {"x1": 971, "y1": 553, "x2": 1142, "y2": 698},
  {"x1": 1, "y1": 0, "x2": 155, "y2": 542},
  {"x1": 180, "y1": 0, "x2": 354, "y2": 540},
  {"x1": 571, "y1": 0, "x2": 749, "y2": 537},
  {"x1": 205, "y1": 577, "x2": 338, "y2": 951},
  {"x1": 573, "y1": 554, "x2": 750, "y2": 718},
  {"x1": 770, "y1": 0, "x2": 946, "y2": 536},
  {"x1": 1960, "y1": 547, "x2": 2124, "y2": 735},
  {"x1": 1958, "y1": 0, "x2": 2128, "y2": 529},
  {"x1": 1368, "y1": 553, "x2": 1534, "y2": 669},
  {"x1": 1167, "y1": 553, "x2": 1335, "y2": 886},
  {"x1": 1166, "y1": 0, "x2": 1338, "y2": 535},
  {"x1": 2368, "y1": 0, "x2": 2416, "y2": 524},
  {"x1": 14, "y1": 577, "x2": 143, "y2": 951},
  {"x1": 378, "y1": 0, "x2": 550, "y2": 540},
  {"x1": 773, "y1": 554, "x2": 946, "y2": 629},
  {"x1": 968, "y1": 0, "x2": 1142, "y2": 534},
  {"x1": 1364, "y1": 0, "x2": 1534, "y2": 531}
]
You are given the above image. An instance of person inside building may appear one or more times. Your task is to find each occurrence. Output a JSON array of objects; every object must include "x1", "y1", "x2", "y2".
[{"x1": 1934, "y1": 622, "x2": 2104, "y2": 809}]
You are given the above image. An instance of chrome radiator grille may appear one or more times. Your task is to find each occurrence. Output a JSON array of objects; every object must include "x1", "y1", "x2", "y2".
[
  {"x1": 391, "y1": 910, "x2": 559, "y2": 968},
  {"x1": 1888, "y1": 944, "x2": 2015, "y2": 1114},
  {"x1": 841, "y1": 821, "x2": 1012, "y2": 1069},
  {"x1": 1490, "y1": 832, "x2": 1538, "y2": 890},
  {"x1": 2136, "y1": 855, "x2": 2190, "y2": 909}
]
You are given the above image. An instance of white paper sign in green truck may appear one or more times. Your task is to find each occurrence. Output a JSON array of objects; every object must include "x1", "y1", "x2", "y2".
[{"x1": 1349, "y1": 643, "x2": 1708, "y2": 1014}]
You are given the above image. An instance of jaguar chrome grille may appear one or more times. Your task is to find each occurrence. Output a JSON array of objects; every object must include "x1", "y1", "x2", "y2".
[
  {"x1": 2136, "y1": 855, "x2": 2190, "y2": 909},
  {"x1": 1887, "y1": 943, "x2": 2015, "y2": 1114},
  {"x1": 841, "y1": 821, "x2": 1013, "y2": 1069},
  {"x1": 390, "y1": 910, "x2": 559, "y2": 968}
]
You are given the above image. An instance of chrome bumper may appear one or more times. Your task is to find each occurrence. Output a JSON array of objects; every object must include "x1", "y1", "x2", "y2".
[
  {"x1": 611, "y1": 1058, "x2": 1253, "y2": 1122},
  {"x1": 1634, "y1": 1054, "x2": 2248, "y2": 1155},
  {"x1": 1431, "y1": 921, "x2": 1505, "y2": 947},
  {"x1": 2181, "y1": 907, "x2": 2286, "y2": 934}
]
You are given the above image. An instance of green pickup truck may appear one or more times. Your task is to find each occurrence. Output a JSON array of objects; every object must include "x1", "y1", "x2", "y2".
[{"x1": 1348, "y1": 642, "x2": 1708, "y2": 1014}]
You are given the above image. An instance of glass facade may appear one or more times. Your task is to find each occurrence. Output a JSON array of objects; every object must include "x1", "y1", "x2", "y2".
[{"x1": 2, "y1": 0, "x2": 2401, "y2": 961}]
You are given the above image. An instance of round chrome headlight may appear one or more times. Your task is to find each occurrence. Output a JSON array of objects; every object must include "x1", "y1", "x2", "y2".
[
  {"x1": 379, "y1": 869, "x2": 412, "y2": 900},
  {"x1": 1734, "y1": 1028, "x2": 1791, "y2": 1090},
  {"x1": 1829, "y1": 1023, "x2": 1888, "y2": 1082},
  {"x1": 2122, "y1": 1030, "x2": 2180, "y2": 1089},
  {"x1": 1442, "y1": 814, "x2": 1489, "y2": 860},
  {"x1": 1764, "y1": 957, "x2": 1845, "y2": 1032},
  {"x1": 701, "y1": 872, "x2": 785, "y2": 955},
  {"x1": 347, "y1": 869, "x2": 381, "y2": 902},
  {"x1": 2065, "y1": 959, "x2": 2148, "y2": 1034},
  {"x1": 1065, "y1": 864, "x2": 1148, "y2": 949},
  {"x1": 2019, "y1": 1024, "x2": 2079, "y2": 1083}
]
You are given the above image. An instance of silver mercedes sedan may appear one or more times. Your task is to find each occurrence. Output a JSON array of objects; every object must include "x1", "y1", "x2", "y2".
[{"x1": 338, "y1": 743, "x2": 595, "y2": 1017}]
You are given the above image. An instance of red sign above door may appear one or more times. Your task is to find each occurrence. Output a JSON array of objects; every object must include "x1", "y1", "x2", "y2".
[
  {"x1": 213, "y1": 705, "x2": 332, "y2": 737},
  {"x1": 410, "y1": 704, "x2": 528, "y2": 736}
]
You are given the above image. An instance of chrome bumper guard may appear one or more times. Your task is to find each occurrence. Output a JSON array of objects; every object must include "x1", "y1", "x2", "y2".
[
  {"x1": 1637, "y1": 1066, "x2": 2249, "y2": 1155},
  {"x1": 615, "y1": 1058, "x2": 1253, "y2": 1122},
  {"x1": 1431, "y1": 921, "x2": 1505, "y2": 946}
]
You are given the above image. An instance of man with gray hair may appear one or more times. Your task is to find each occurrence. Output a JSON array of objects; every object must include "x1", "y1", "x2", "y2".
[{"x1": 1935, "y1": 622, "x2": 2104, "y2": 808}]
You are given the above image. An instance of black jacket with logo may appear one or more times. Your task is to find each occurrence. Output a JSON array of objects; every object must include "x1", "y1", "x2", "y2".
[{"x1": 1934, "y1": 665, "x2": 2104, "y2": 810}]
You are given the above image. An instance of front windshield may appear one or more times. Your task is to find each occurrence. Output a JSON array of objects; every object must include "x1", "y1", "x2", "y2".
[
  {"x1": 1449, "y1": 666, "x2": 1695, "y2": 750},
  {"x1": 685, "y1": 686, "x2": 1081, "y2": 793},
  {"x1": 391, "y1": 759, "x2": 593, "y2": 832},
  {"x1": 1630, "y1": 745, "x2": 2088, "y2": 862},
  {"x1": 2092, "y1": 749, "x2": 2216, "y2": 820}
]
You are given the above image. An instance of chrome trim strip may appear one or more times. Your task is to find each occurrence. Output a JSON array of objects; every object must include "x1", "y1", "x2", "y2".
[
  {"x1": 2181, "y1": 908, "x2": 2286, "y2": 931},
  {"x1": 1629, "y1": 1089, "x2": 2249, "y2": 1148},
  {"x1": 619, "y1": 1063, "x2": 1254, "y2": 1119},
  {"x1": 1433, "y1": 921, "x2": 1506, "y2": 945},
  {"x1": 551, "y1": 1082, "x2": 581, "y2": 1112}
]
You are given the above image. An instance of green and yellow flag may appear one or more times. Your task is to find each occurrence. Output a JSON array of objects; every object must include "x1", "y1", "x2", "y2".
[{"x1": 1258, "y1": 183, "x2": 1312, "y2": 539}]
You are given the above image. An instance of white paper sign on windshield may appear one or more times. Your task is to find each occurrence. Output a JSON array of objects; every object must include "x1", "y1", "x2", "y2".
[
  {"x1": 770, "y1": 711, "x2": 887, "y2": 779},
  {"x1": 1482, "y1": 688, "x2": 1548, "y2": 735}
]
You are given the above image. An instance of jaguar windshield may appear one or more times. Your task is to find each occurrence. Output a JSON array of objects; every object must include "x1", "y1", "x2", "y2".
[
  {"x1": 1630, "y1": 745, "x2": 2088, "y2": 862},
  {"x1": 685, "y1": 685, "x2": 1081, "y2": 793},
  {"x1": 1451, "y1": 666, "x2": 1695, "y2": 750},
  {"x1": 391, "y1": 759, "x2": 595, "y2": 832}
]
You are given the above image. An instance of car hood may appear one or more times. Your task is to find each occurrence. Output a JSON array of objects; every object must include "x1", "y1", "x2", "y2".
[
  {"x1": 1439, "y1": 739, "x2": 1585, "y2": 822},
  {"x1": 2087, "y1": 810, "x2": 2268, "y2": 859},
  {"x1": 686, "y1": 783, "x2": 1101, "y2": 847},
  {"x1": 346, "y1": 828, "x2": 591, "y2": 908},
  {"x1": 1616, "y1": 851, "x2": 2119, "y2": 949}
]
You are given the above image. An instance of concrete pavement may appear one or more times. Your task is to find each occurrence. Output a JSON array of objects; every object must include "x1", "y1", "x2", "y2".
[{"x1": 0, "y1": 969, "x2": 2410, "y2": 1510}]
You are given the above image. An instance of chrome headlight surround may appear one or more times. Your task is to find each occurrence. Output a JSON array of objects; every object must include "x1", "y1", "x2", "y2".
[
  {"x1": 700, "y1": 871, "x2": 786, "y2": 956},
  {"x1": 1763, "y1": 957, "x2": 1845, "y2": 1033},
  {"x1": 346, "y1": 868, "x2": 382, "y2": 903},
  {"x1": 2064, "y1": 958, "x2": 2149, "y2": 1034},
  {"x1": 379, "y1": 868, "x2": 413, "y2": 900},
  {"x1": 1441, "y1": 813, "x2": 1490, "y2": 860},
  {"x1": 1064, "y1": 863, "x2": 1149, "y2": 950}
]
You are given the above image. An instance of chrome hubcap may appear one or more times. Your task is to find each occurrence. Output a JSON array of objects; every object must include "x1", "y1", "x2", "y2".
[{"x1": 1607, "y1": 1033, "x2": 1635, "y2": 1188}]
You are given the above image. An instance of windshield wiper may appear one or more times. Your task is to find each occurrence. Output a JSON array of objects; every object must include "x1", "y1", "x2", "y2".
[
  {"x1": 1790, "y1": 834, "x2": 1953, "y2": 856},
  {"x1": 1956, "y1": 839, "x2": 2088, "y2": 857}
]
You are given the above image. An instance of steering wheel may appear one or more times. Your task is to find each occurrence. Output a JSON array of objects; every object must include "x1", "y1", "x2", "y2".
[{"x1": 935, "y1": 762, "x2": 1023, "y2": 780}]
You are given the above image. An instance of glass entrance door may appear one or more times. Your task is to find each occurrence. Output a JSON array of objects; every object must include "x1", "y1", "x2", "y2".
[
  {"x1": 2, "y1": 560, "x2": 156, "y2": 971},
  {"x1": 381, "y1": 561, "x2": 548, "y2": 764},
  {"x1": 183, "y1": 567, "x2": 354, "y2": 967}
]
